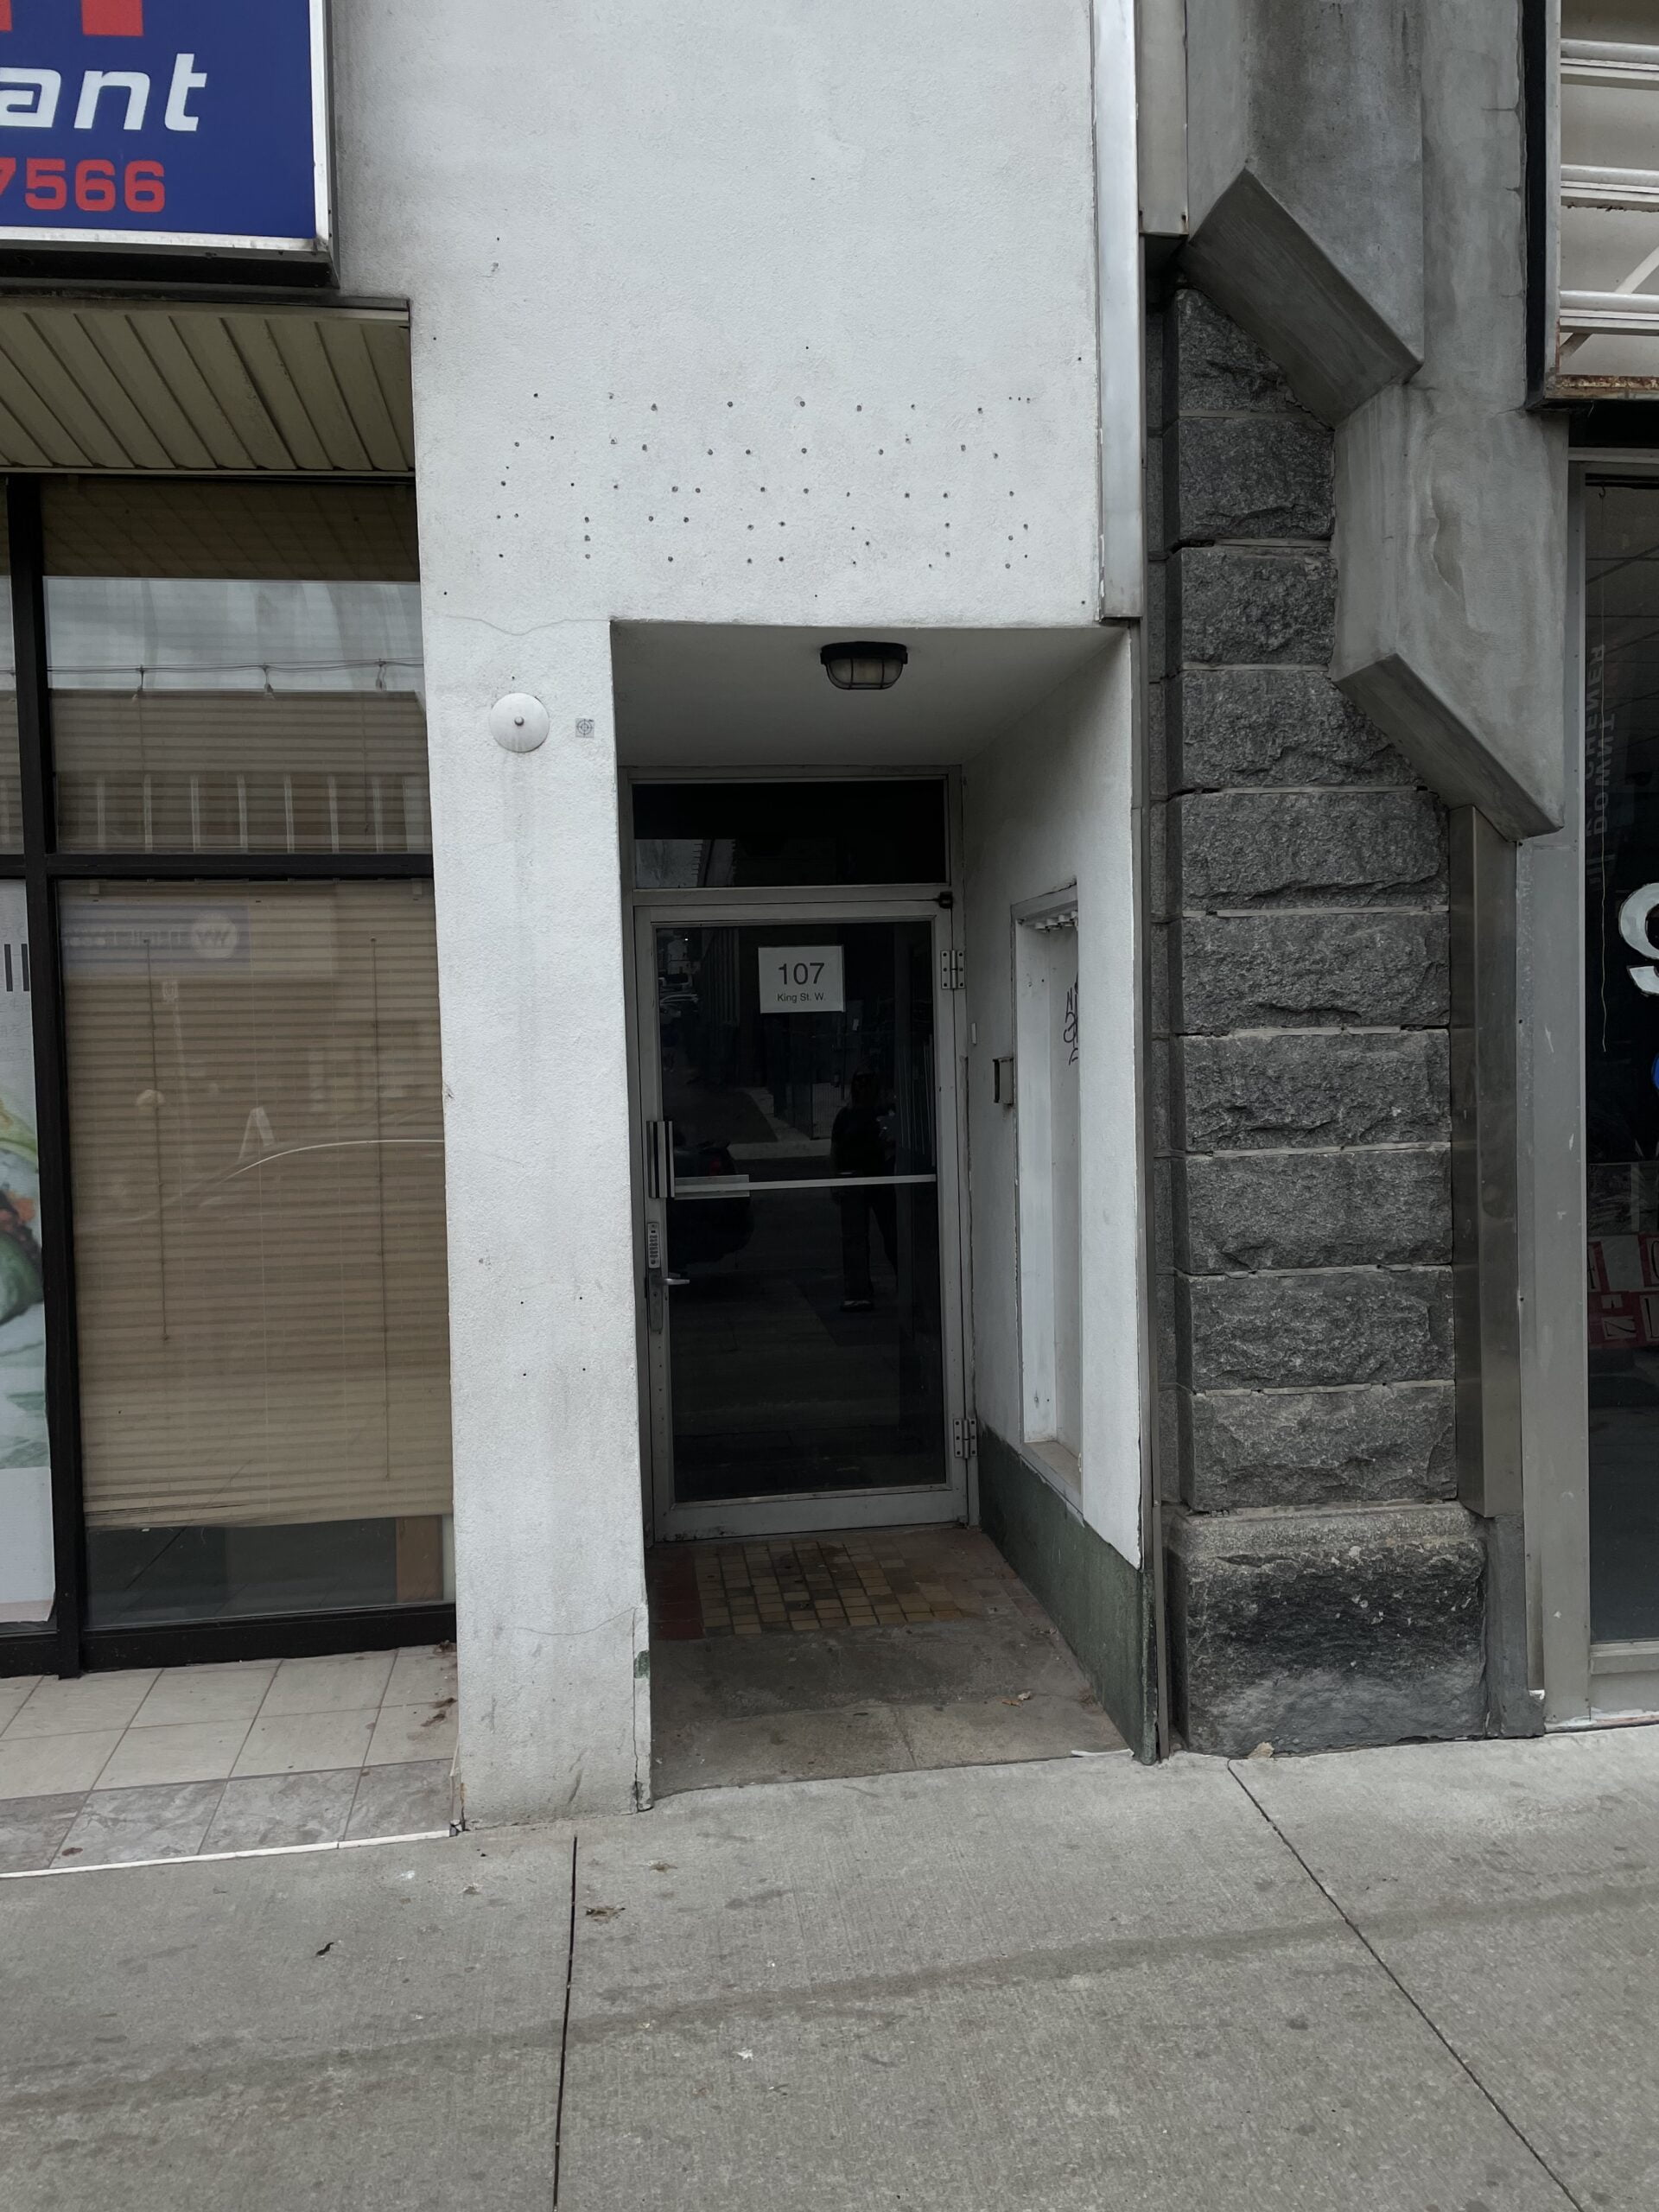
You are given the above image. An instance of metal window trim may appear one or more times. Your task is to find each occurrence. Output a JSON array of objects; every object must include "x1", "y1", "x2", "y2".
[
  {"x1": 69, "y1": 1603, "x2": 456, "y2": 1678},
  {"x1": 1519, "y1": 460, "x2": 1598, "y2": 1725},
  {"x1": 1524, "y1": 0, "x2": 1557, "y2": 402},
  {"x1": 9, "y1": 474, "x2": 87, "y2": 1679},
  {"x1": 1528, "y1": 2, "x2": 1659, "y2": 394},
  {"x1": 1451, "y1": 808, "x2": 1523, "y2": 1528},
  {"x1": 1134, "y1": 0, "x2": 1188, "y2": 240}
]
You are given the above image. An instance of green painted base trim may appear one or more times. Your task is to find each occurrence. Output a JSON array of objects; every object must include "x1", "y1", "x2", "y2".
[{"x1": 978, "y1": 1425, "x2": 1157, "y2": 1761}]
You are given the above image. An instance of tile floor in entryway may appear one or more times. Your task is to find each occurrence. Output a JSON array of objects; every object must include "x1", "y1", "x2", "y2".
[
  {"x1": 0, "y1": 1643, "x2": 458, "y2": 1873},
  {"x1": 647, "y1": 1525, "x2": 1127, "y2": 1796}
]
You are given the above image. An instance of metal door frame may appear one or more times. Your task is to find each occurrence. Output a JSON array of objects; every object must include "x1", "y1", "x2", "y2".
[
  {"x1": 1526, "y1": 455, "x2": 1659, "y2": 1725},
  {"x1": 629, "y1": 888, "x2": 971, "y2": 1543}
]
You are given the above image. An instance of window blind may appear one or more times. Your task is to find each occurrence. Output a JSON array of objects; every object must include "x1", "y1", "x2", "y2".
[
  {"x1": 53, "y1": 690, "x2": 431, "y2": 855},
  {"x1": 62, "y1": 880, "x2": 453, "y2": 1532}
]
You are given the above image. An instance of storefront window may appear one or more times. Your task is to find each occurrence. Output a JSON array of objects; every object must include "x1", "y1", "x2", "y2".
[
  {"x1": 1586, "y1": 481, "x2": 1659, "y2": 1639},
  {"x1": 64, "y1": 880, "x2": 450, "y2": 1627},
  {"x1": 44, "y1": 480, "x2": 429, "y2": 855},
  {"x1": 0, "y1": 475, "x2": 454, "y2": 1643}
]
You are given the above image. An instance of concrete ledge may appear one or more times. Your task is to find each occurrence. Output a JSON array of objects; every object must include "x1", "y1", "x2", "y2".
[
  {"x1": 1166, "y1": 1501, "x2": 1484, "y2": 1755},
  {"x1": 1185, "y1": 169, "x2": 1421, "y2": 426},
  {"x1": 1332, "y1": 650, "x2": 1558, "y2": 844},
  {"x1": 978, "y1": 1425, "x2": 1155, "y2": 1761},
  {"x1": 1331, "y1": 387, "x2": 1567, "y2": 840}
]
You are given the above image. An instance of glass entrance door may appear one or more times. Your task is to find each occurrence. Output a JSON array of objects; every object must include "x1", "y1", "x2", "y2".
[{"x1": 637, "y1": 911, "x2": 965, "y2": 1536}]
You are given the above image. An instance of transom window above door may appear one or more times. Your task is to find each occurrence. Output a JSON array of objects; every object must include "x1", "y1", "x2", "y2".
[{"x1": 632, "y1": 779, "x2": 947, "y2": 890}]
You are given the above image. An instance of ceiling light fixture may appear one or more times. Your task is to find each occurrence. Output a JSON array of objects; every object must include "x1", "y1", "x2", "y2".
[{"x1": 819, "y1": 640, "x2": 908, "y2": 691}]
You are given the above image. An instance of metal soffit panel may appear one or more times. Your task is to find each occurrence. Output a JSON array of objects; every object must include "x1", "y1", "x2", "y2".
[{"x1": 0, "y1": 300, "x2": 413, "y2": 474}]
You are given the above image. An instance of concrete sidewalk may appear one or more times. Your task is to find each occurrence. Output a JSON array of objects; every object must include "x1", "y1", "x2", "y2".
[{"x1": 4, "y1": 1730, "x2": 1657, "y2": 2209}]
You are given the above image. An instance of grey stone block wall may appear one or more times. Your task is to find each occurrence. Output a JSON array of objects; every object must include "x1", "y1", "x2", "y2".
[
  {"x1": 1149, "y1": 289, "x2": 1480, "y2": 1757},
  {"x1": 1166, "y1": 1507, "x2": 1484, "y2": 1756}
]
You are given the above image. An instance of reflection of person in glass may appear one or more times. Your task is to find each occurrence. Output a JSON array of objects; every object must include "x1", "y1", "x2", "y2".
[{"x1": 832, "y1": 1071, "x2": 897, "y2": 1313}]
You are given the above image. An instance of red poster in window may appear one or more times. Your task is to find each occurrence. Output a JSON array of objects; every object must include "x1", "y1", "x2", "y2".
[{"x1": 1589, "y1": 1292, "x2": 1659, "y2": 1350}]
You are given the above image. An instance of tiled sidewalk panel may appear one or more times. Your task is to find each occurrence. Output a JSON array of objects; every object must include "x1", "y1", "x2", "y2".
[{"x1": 0, "y1": 1643, "x2": 460, "y2": 1869}]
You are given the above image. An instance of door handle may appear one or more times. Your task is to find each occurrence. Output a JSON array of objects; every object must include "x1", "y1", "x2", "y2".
[{"x1": 645, "y1": 1118, "x2": 674, "y2": 1200}]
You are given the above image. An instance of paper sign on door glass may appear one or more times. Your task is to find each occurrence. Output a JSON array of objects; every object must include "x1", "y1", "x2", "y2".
[{"x1": 758, "y1": 945, "x2": 844, "y2": 1013}]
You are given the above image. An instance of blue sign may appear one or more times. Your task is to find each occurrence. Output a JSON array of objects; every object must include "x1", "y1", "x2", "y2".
[{"x1": 0, "y1": 0, "x2": 327, "y2": 255}]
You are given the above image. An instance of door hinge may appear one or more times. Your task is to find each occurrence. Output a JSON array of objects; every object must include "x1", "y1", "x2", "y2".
[
  {"x1": 941, "y1": 946, "x2": 964, "y2": 990},
  {"x1": 953, "y1": 1413, "x2": 979, "y2": 1459}
]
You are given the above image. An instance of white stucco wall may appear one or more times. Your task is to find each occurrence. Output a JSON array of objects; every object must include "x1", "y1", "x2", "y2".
[
  {"x1": 963, "y1": 639, "x2": 1145, "y2": 1564},
  {"x1": 424, "y1": 616, "x2": 648, "y2": 1823},
  {"x1": 321, "y1": 0, "x2": 1141, "y2": 1815},
  {"x1": 333, "y1": 0, "x2": 1109, "y2": 627}
]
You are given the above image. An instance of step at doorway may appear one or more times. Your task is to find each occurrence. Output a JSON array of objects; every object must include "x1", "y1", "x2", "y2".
[{"x1": 645, "y1": 1524, "x2": 1125, "y2": 1797}]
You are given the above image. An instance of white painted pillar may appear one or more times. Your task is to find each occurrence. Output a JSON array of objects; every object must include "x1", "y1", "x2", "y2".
[{"x1": 420, "y1": 608, "x2": 648, "y2": 1821}]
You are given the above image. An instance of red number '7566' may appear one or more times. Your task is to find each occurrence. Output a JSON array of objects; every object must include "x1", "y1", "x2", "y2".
[
  {"x1": 0, "y1": 158, "x2": 164, "y2": 217},
  {"x1": 24, "y1": 158, "x2": 67, "y2": 211}
]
